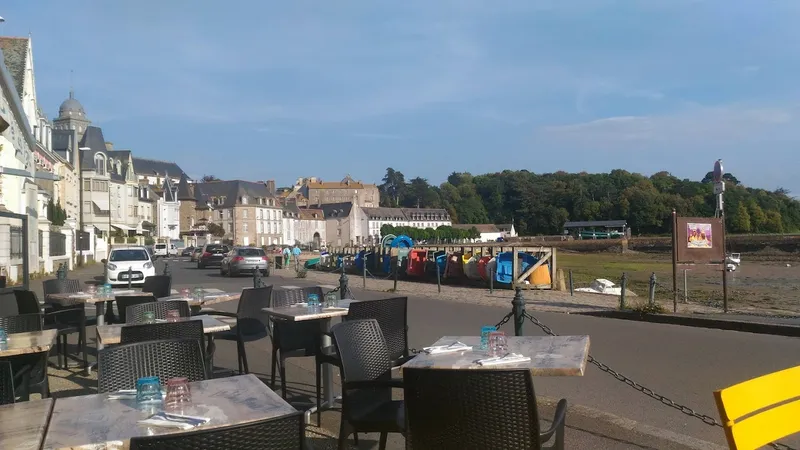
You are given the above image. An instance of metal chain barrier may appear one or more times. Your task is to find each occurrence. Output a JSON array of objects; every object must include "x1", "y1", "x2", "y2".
[{"x1": 519, "y1": 311, "x2": 796, "y2": 450}]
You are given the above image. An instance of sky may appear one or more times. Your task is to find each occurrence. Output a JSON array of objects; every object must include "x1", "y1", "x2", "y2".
[{"x1": 2, "y1": 1, "x2": 799, "y2": 193}]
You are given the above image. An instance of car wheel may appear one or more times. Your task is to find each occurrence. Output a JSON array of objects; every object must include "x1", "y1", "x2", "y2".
[{"x1": 198, "y1": 263, "x2": 204, "y2": 269}]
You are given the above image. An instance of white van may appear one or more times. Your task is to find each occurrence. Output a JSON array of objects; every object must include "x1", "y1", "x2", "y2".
[{"x1": 153, "y1": 243, "x2": 178, "y2": 258}]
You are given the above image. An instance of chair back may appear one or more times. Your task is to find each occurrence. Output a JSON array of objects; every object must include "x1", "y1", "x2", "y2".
[
  {"x1": 120, "y1": 320, "x2": 205, "y2": 344},
  {"x1": 98, "y1": 338, "x2": 208, "y2": 393},
  {"x1": 142, "y1": 275, "x2": 172, "y2": 299},
  {"x1": 714, "y1": 365, "x2": 800, "y2": 450},
  {"x1": 271, "y1": 286, "x2": 323, "y2": 308},
  {"x1": 0, "y1": 313, "x2": 43, "y2": 334},
  {"x1": 331, "y1": 319, "x2": 393, "y2": 414},
  {"x1": 129, "y1": 412, "x2": 304, "y2": 450},
  {"x1": 0, "y1": 291, "x2": 18, "y2": 317},
  {"x1": 14, "y1": 290, "x2": 42, "y2": 315},
  {"x1": 0, "y1": 361, "x2": 14, "y2": 405},
  {"x1": 41, "y1": 279, "x2": 81, "y2": 297},
  {"x1": 126, "y1": 300, "x2": 190, "y2": 324},
  {"x1": 403, "y1": 368, "x2": 541, "y2": 449},
  {"x1": 347, "y1": 297, "x2": 409, "y2": 362},
  {"x1": 115, "y1": 295, "x2": 156, "y2": 323},
  {"x1": 235, "y1": 286, "x2": 273, "y2": 337}
]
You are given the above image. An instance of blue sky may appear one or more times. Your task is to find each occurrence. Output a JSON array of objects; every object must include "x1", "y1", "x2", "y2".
[{"x1": 2, "y1": 1, "x2": 799, "y2": 193}]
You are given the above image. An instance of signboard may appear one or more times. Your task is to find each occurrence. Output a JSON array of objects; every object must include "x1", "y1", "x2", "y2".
[
  {"x1": 713, "y1": 159, "x2": 724, "y2": 183},
  {"x1": 76, "y1": 231, "x2": 91, "y2": 251},
  {"x1": 675, "y1": 217, "x2": 724, "y2": 263}
]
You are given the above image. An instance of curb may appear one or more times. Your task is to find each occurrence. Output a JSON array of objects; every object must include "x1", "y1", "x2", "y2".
[
  {"x1": 575, "y1": 310, "x2": 800, "y2": 337},
  {"x1": 536, "y1": 396, "x2": 727, "y2": 450}
]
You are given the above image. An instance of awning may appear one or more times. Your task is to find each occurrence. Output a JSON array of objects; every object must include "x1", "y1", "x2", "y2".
[
  {"x1": 92, "y1": 198, "x2": 109, "y2": 211},
  {"x1": 111, "y1": 223, "x2": 135, "y2": 231}
]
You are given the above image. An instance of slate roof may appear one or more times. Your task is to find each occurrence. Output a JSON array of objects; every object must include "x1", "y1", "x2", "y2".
[
  {"x1": 133, "y1": 157, "x2": 186, "y2": 179},
  {"x1": 107, "y1": 150, "x2": 133, "y2": 182},
  {"x1": 319, "y1": 202, "x2": 354, "y2": 219},
  {"x1": 401, "y1": 208, "x2": 450, "y2": 221},
  {"x1": 192, "y1": 180, "x2": 274, "y2": 209},
  {"x1": 361, "y1": 207, "x2": 407, "y2": 221},
  {"x1": 298, "y1": 208, "x2": 324, "y2": 220},
  {"x1": 79, "y1": 126, "x2": 108, "y2": 169},
  {"x1": 563, "y1": 220, "x2": 627, "y2": 229},
  {"x1": 162, "y1": 177, "x2": 177, "y2": 202},
  {"x1": 176, "y1": 173, "x2": 194, "y2": 201},
  {"x1": 0, "y1": 37, "x2": 28, "y2": 99}
]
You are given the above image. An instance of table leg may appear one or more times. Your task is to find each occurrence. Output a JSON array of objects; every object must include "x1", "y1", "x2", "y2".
[
  {"x1": 80, "y1": 305, "x2": 88, "y2": 372},
  {"x1": 321, "y1": 318, "x2": 334, "y2": 406},
  {"x1": 85, "y1": 301, "x2": 106, "y2": 375}
]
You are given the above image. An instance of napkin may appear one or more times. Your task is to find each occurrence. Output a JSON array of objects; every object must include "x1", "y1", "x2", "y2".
[
  {"x1": 138, "y1": 412, "x2": 210, "y2": 430},
  {"x1": 291, "y1": 303, "x2": 308, "y2": 308},
  {"x1": 69, "y1": 293, "x2": 93, "y2": 298},
  {"x1": 112, "y1": 289, "x2": 136, "y2": 295},
  {"x1": 476, "y1": 353, "x2": 532, "y2": 366},
  {"x1": 423, "y1": 342, "x2": 472, "y2": 355},
  {"x1": 106, "y1": 389, "x2": 137, "y2": 400}
]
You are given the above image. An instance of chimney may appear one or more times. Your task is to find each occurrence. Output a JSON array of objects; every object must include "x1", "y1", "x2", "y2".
[
  {"x1": 265, "y1": 180, "x2": 276, "y2": 196},
  {"x1": 104, "y1": 141, "x2": 114, "y2": 151}
]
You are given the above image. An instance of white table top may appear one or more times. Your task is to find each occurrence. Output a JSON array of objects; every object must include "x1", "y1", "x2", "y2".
[
  {"x1": 261, "y1": 299, "x2": 356, "y2": 322},
  {"x1": 96, "y1": 315, "x2": 232, "y2": 345}
]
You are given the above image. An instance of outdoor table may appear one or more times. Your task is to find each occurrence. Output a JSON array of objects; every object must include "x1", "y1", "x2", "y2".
[
  {"x1": 0, "y1": 398, "x2": 54, "y2": 450},
  {"x1": 41, "y1": 374, "x2": 298, "y2": 449},
  {"x1": 401, "y1": 335, "x2": 591, "y2": 376},
  {"x1": 159, "y1": 289, "x2": 241, "y2": 308},
  {"x1": 261, "y1": 299, "x2": 356, "y2": 422},
  {"x1": 95, "y1": 315, "x2": 231, "y2": 345},
  {"x1": 0, "y1": 329, "x2": 58, "y2": 358}
]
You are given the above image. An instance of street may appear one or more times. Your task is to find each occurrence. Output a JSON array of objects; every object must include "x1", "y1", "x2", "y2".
[{"x1": 60, "y1": 257, "x2": 800, "y2": 448}]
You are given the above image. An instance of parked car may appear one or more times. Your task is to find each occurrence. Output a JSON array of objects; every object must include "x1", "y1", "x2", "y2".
[
  {"x1": 181, "y1": 246, "x2": 195, "y2": 257},
  {"x1": 153, "y1": 242, "x2": 178, "y2": 258},
  {"x1": 103, "y1": 246, "x2": 155, "y2": 286},
  {"x1": 191, "y1": 247, "x2": 203, "y2": 262},
  {"x1": 220, "y1": 247, "x2": 269, "y2": 277},
  {"x1": 197, "y1": 244, "x2": 230, "y2": 269}
]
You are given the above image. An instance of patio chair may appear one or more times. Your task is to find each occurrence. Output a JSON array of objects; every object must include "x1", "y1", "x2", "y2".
[
  {"x1": 128, "y1": 411, "x2": 304, "y2": 450},
  {"x1": 114, "y1": 295, "x2": 156, "y2": 324},
  {"x1": 0, "y1": 361, "x2": 15, "y2": 405},
  {"x1": 120, "y1": 319, "x2": 210, "y2": 373},
  {"x1": 97, "y1": 338, "x2": 209, "y2": 393},
  {"x1": 210, "y1": 286, "x2": 273, "y2": 375},
  {"x1": 331, "y1": 319, "x2": 405, "y2": 450},
  {"x1": 142, "y1": 275, "x2": 172, "y2": 299},
  {"x1": 0, "y1": 313, "x2": 44, "y2": 401},
  {"x1": 126, "y1": 300, "x2": 190, "y2": 324},
  {"x1": 270, "y1": 287, "x2": 326, "y2": 399},
  {"x1": 41, "y1": 279, "x2": 96, "y2": 368},
  {"x1": 402, "y1": 368, "x2": 567, "y2": 450},
  {"x1": 314, "y1": 296, "x2": 413, "y2": 424}
]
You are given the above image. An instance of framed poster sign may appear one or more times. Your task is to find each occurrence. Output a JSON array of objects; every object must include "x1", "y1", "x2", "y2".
[{"x1": 675, "y1": 217, "x2": 724, "y2": 263}]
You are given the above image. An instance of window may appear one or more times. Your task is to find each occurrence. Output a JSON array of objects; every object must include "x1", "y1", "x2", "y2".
[
  {"x1": 243, "y1": 223, "x2": 248, "y2": 232},
  {"x1": 243, "y1": 210, "x2": 248, "y2": 219},
  {"x1": 241, "y1": 196, "x2": 248, "y2": 205},
  {"x1": 95, "y1": 154, "x2": 105, "y2": 175},
  {"x1": 218, "y1": 210, "x2": 223, "y2": 220},
  {"x1": 83, "y1": 180, "x2": 91, "y2": 191}
]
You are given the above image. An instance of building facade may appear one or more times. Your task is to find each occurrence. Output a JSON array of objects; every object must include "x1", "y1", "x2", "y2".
[
  {"x1": 156, "y1": 177, "x2": 180, "y2": 240},
  {"x1": 298, "y1": 208, "x2": 326, "y2": 249},
  {"x1": 360, "y1": 206, "x2": 452, "y2": 244},
  {"x1": 300, "y1": 175, "x2": 379, "y2": 207}
]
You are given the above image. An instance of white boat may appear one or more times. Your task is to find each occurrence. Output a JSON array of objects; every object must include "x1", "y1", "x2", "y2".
[{"x1": 726, "y1": 253, "x2": 741, "y2": 265}]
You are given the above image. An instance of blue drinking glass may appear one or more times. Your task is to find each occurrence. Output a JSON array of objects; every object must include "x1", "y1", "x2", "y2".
[
  {"x1": 480, "y1": 326, "x2": 497, "y2": 351},
  {"x1": 136, "y1": 376, "x2": 162, "y2": 403}
]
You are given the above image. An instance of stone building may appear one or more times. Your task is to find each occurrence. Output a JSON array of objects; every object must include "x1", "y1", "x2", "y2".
[
  {"x1": 298, "y1": 207, "x2": 326, "y2": 249},
  {"x1": 299, "y1": 175, "x2": 379, "y2": 207}
]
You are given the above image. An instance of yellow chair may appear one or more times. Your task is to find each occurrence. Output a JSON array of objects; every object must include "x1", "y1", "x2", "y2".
[{"x1": 713, "y1": 365, "x2": 800, "y2": 450}]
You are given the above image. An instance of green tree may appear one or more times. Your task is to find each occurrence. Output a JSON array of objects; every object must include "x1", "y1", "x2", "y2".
[
  {"x1": 748, "y1": 201, "x2": 767, "y2": 233},
  {"x1": 763, "y1": 211, "x2": 784, "y2": 233},
  {"x1": 379, "y1": 168, "x2": 406, "y2": 207},
  {"x1": 730, "y1": 203, "x2": 752, "y2": 233},
  {"x1": 201, "y1": 175, "x2": 220, "y2": 182},
  {"x1": 206, "y1": 222, "x2": 226, "y2": 237}
]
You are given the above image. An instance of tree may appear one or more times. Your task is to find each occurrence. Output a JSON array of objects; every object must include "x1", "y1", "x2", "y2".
[
  {"x1": 201, "y1": 175, "x2": 220, "y2": 182},
  {"x1": 701, "y1": 171, "x2": 740, "y2": 185},
  {"x1": 206, "y1": 222, "x2": 226, "y2": 237},
  {"x1": 379, "y1": 168, "x2": 406, "y2": 207},
  {"x1": 729, "y1": 203, "x2": 752, "y2": 233},
  {"x1": 46, "y1": 199, "x2": 67, "y2": 226}
]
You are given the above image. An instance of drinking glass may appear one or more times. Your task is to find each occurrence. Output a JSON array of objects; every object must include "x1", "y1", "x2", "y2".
[
  {"x1": 166, "y1": 309, "x2": 181, "y2": 323},
  {"x1": 136, "y1": 376, "x2": 162, "y2": 403},
  {"x1": 480, "y1": 325, "x2": 497, "y2": 351},
  {"x1": 193, "y1": 287, "x2": 204, "y2": 302},
  {"x1": 180, "y1": 288, "x2": 191, "y2": 299},
  {"x1": 142, "y1": 311, "x2": 156, "y2": 324},
  {"x1": 164, "y1": 377, "x2": 192, "y2": 410},
  {"x1": 488, "y1": 331, "x2": 508, "y2": 357},
  {"x1": 307, "y1": 293, "x2": 320, "y2": 312},
  {"x1": 0, "y1": 327, "x2": 8, "y2": 350},
  {"x1": 324, "y1": 291, "x2": 339, "y2": 308},
  {"x1": 87, "y1": 285, "x2": 97, "y2": 296}
]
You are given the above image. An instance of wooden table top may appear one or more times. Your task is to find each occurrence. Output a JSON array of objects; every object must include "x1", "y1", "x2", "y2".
[
  {"x1": 96, "y1": 315, "x2": 232, "y2": 345},
  {"x1": 0, "y1": 398, "x2": 54, "y2": 450},
  {"x1": 42, "y1": 374, "x2": 298, "y2": 449},
  {"x1": 401, "y1": 335, "x2": 591, "y2": 376},
  {"x1": 0, "y1": 329, "x2": 59, "y2": 358},
  {"x1": 261, "y1": 299, "x2": 356, "y2": 322},
  {"x1": 48, "y1": 289, "x2": 178, "y2": 306},
  {"x1": 159, "y1": 290, "x2": 240, "y2": 307}
]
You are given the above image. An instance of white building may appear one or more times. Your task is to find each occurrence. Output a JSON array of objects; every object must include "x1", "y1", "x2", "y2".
[
  {"x1": 360, "y1": 206, "x2": 451, "y2": 244},
  {"x1": 452, "y1": 224, "x2": 503, "y2": 242},
  {"x1": 282, "y1": 203, "x2": 300, "y2": 246},
  {"x1": 298, "y1": 208, "x2": 326, "y2": 249},
  {"x1": 157, "y1": 177, "x2": 180, "y2": 240}
]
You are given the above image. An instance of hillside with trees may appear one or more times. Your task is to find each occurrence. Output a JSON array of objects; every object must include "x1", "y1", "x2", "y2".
[{"x1": 377, "y1": 168, "x2": 800, "y2": 236}]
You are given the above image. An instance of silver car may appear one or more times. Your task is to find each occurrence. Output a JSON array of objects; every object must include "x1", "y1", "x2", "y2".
[{"x1": 220, "y1": 247, "x2": 269, "y2": 277}]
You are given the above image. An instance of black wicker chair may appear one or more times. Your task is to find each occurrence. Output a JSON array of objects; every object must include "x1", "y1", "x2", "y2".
[
  {"x1": 142, "y1": 275, "x2": 172, "y2": 299},
  {"x1": 211, "y1": 286, "x2": 273, "y2": 375},
  {"x1": 41, "y1": 279, "x2": 95, "y2": 368},
  {"x1": 402, "y1": 368, "x2": 567, "y2": 450},
  {"x1": 97, "y1": 338, "x2": 209, "y2": 393},
  {"x1": 313, "y1": 296, "x2": 412, "y2": 425},
  {"x1": 0, "y1": 361, "x2": 15, "y2": 406},
  {"x1": 126, "y1": 300, "x2": 191, "y2": 324},
  {"x1": 331, "y1": 319, "x2": 405, "y2": 450},
  {"x1": 120, "y1": 320, "x2": 205, "y2": 344},
  {"x1": 270, "y1": 287, "x2": 326, "y2": 399},
  {"x1": 114, "y1": 295, "x2": 156, "y2": 324},
  {"x1": 129, "y1": 412, "x2": 305, "y2": 450},
  {"x1": 0, "y1": 313, "x2": 43, "y2": 401}
]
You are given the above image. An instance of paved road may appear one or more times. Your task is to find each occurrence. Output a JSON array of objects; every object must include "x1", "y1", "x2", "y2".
[{"x1": 56, "y1": 258, "x2": 800, "y2": 448}]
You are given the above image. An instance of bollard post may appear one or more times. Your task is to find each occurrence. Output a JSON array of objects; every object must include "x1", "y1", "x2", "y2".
[
  {"x1": 648, "y1": 272, "x2": 656, "y2": 306},
  {"x1": 436, "y1": 263, "x2": 441, "y2": 294},
  {"x1": 568, "y1": 269, "x2": 574, "y2": 296},
  {"x1": 619, "y1": 272, "x2": 627, "y2": 310},
  {"x1": 393, "y1": 259, "x2": 399, "y2": 291},
  {"x1": 512, "y1": 287, "x2": 525, "y2": 337},
  {"x1": 56, "y1": 263, "x2": 66, "y2": 280},
  {"x1": 253, "y1": 266, "x2": 262, "y2": 288},
  {"x1": 489, "y1": 268, "x2": 494, "y2": 294},
  {"x1": 339, "y1": 264, "x2": 349, "y2": 300},
  {"x1": 683, "y1": 269, "x2": 688, "y2": 303},
  {"x1": 163, "y1": 261, "x2": 171, "y2": 277},
  {"x1": 127, "y1": 266, "x2": 133, "y2": 288}
]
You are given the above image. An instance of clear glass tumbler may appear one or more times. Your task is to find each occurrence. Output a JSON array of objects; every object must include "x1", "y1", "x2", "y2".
[
  {"x1": 164, "y1": 377, "x2": 192, "y2": 410},
  {"x1": 136, "y1": 376, "x2": 162, "y2": 404},
  {"x1": 166, "y1": 309, "x2": 181, "y2": 323}
]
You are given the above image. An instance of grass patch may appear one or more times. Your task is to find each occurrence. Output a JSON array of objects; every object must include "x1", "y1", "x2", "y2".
[{"x1": 626, "y1": 301, "x2": 666, "y2": 314}]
